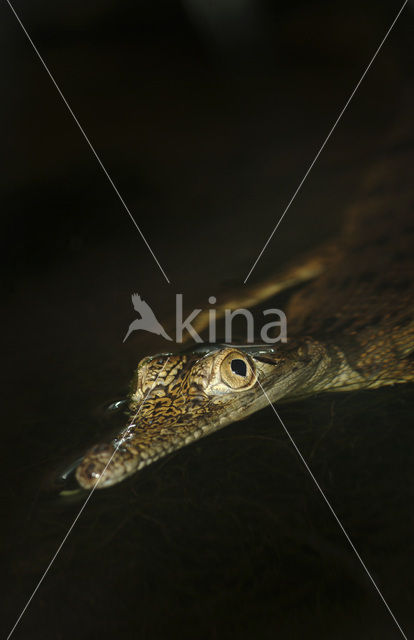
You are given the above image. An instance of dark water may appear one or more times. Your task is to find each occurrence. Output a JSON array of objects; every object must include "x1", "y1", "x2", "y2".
[{"x1": 2, "y1": 2, "x2": 414, "y2": 638}]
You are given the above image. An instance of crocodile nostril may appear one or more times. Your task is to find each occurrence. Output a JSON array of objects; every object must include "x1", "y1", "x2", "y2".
[{"x1": 85, "y1": 463, "x2": 101, "y2": 479}]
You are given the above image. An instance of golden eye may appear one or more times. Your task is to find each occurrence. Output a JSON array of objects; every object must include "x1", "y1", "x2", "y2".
[{"x1": 220, "y1": 352, "x2": 255, "y2": 389}]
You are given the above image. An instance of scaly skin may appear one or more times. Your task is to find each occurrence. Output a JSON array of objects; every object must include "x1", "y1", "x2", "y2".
[
  {"x1": 76, "y1": 109, "x2": 414, "y2": 490},
  {"x1": 76, "y1": 341, "x2": 328, "y2": 488}
]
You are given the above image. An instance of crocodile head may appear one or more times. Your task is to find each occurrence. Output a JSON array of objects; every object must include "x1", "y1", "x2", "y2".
[{"x1": 75, "y1": 341, "x2": 325, "y2": 489}]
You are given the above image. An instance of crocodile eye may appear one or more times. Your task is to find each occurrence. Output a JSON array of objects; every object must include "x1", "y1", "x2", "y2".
[
  {"x1": 220, "y1": 352, "x2": 255, "y2": 389},
  {"x1": 231, "y1": 358, "x2": 247, "y2": 377}
]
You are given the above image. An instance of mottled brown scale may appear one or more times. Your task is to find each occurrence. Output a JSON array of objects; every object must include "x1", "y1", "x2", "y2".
[
  {"x1": 286, "y1": 140, "x2": 414, "y2": 390},
  {"x1": 75, "y1": 102, "x2": 414, "y2": 490}
]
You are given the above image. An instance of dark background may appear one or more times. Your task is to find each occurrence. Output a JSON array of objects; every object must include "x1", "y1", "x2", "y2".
[{"x1": 1, "y1": 1, "x2": 414, "y2": 638}]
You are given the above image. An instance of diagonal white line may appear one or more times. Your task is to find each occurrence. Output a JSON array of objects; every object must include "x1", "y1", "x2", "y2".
[
  {"x1": 244, "y1": 0, "x2": 408, "y2": 284},
  {"x1": 5, "y1": 0, "x2": 171, "y2": 285},
  {"x1": 256, "y1": 378, "x2": 408, "y2": 640},
  {"x1": 6, "y1": 357, "x2": 171, "y2": 640}
]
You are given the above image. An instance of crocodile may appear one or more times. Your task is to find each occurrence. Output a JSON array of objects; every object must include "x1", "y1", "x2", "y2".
[{"x1": 75, "y1": 101, "x2": 414, "y2": 490}]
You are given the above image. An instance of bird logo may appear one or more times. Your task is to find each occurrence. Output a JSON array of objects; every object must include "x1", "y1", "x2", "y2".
[{"x1": 123, "y1": 293, "x2": 172, "y2": 342}]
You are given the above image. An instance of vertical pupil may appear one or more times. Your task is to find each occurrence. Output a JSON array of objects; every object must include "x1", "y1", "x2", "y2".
[{"x1": 231, "y1": 359, "x2": 247, "y2": 377}]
